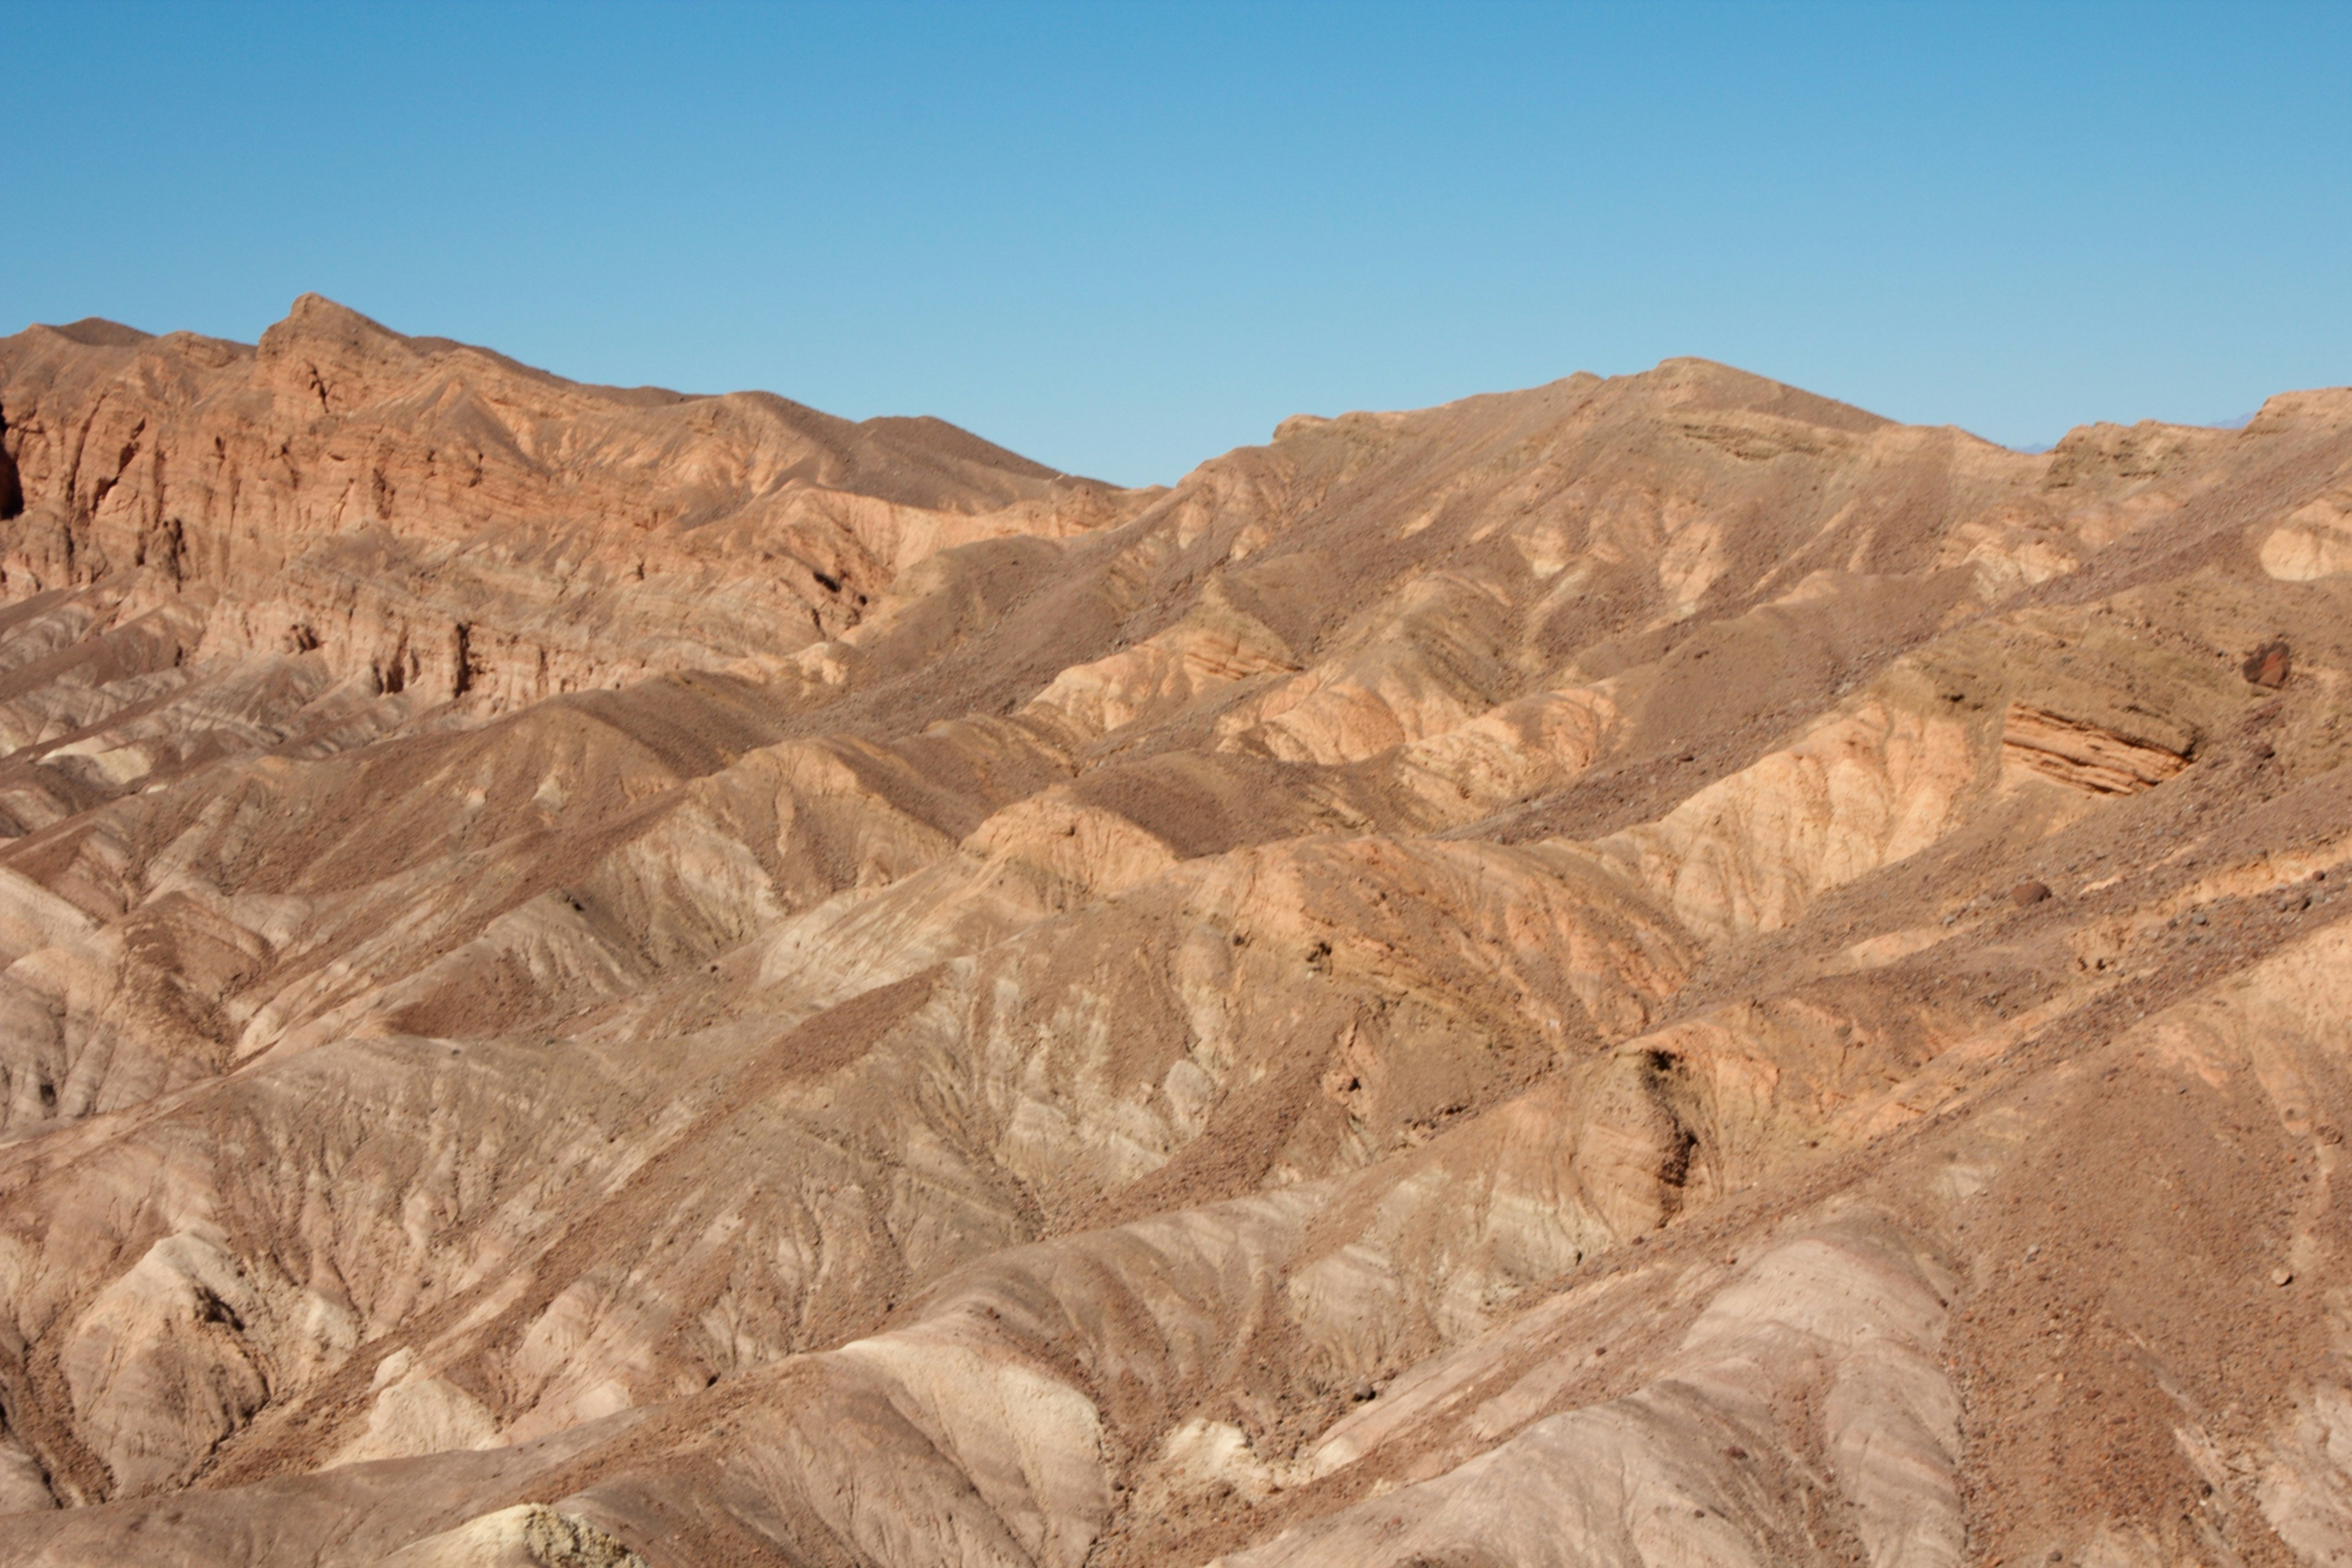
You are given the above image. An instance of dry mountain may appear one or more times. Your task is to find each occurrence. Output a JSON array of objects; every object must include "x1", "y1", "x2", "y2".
[{"x1": 1, "y1": 298, "x2": 2350, "y2": 1568}]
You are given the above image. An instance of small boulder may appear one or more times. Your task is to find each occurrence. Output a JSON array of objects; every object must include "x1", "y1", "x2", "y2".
[
  {"x1": 2011, "y1": 879, "x2": 2052, "y2": 907},
  {"x1": 2244, "y1": 638, "x2": 2293, "y2": 689}
]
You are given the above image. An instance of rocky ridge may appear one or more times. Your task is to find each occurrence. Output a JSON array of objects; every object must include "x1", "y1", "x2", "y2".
[{"x1": 0, "y1": 300, "x2": 2350, "y2": 1567}]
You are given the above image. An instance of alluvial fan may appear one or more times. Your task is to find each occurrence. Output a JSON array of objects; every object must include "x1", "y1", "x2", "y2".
[{"x1": 2, "y1": 298, "x2": 2352, "y2": 1568}]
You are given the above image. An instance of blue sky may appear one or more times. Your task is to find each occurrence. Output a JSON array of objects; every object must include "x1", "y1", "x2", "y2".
[{"x1": 4, "y1": 2, "x2": 2347, "y2": 484}]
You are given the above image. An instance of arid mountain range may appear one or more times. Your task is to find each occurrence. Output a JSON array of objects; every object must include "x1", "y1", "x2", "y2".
[{"x1": 1, "y1": 296, "x2": 2350, "y2": 1567}]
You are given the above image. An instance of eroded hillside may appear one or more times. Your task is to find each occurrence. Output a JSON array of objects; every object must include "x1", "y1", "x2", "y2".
[{"x1": 2, "y1": 300, "x2": 2352, "y2": 1568}]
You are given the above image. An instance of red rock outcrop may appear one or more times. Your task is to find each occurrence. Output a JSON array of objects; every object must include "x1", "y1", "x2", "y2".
[{"x1": 0, "y1": 297, "x2": 1137, "y2": 716}]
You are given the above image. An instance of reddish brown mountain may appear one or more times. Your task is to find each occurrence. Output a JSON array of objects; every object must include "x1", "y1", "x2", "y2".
[{"x1": 2, "y1": 298, "x2": 2351, "y2": 1568}]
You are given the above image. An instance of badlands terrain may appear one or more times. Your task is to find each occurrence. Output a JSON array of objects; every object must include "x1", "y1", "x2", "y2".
[{"x1": 0, "y1": 297, "x2": 2348, "y2": 1568}]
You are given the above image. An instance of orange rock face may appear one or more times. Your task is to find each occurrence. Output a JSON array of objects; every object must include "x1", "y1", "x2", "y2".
[{"x1": 2, "y1": 300, "x2": 2352, "y2": 1568}]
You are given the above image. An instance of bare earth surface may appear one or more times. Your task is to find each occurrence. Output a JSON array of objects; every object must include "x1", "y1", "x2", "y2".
[{"x1": 2, "y1": 298, "x2": 2351, "y2": 1567}]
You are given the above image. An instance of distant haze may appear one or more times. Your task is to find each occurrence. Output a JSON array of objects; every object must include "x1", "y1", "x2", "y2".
[{"x1": 2, "y1": 0, "x2": 2346, "y2": 484}]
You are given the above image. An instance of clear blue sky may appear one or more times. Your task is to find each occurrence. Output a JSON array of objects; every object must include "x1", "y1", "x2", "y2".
[{"x1": 4, "y1": 2, "x2": 2347, "y2": 484}]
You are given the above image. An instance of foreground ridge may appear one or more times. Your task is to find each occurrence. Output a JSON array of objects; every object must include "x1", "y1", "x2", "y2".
[{"x1": 1, "y1": 300, "x2": 2351, "y2": 1567}]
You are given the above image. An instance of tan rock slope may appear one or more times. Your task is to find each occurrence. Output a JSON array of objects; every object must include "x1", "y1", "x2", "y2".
[{"x1": 1, "y1": 298, "x2": 2350, "y2": 1567}]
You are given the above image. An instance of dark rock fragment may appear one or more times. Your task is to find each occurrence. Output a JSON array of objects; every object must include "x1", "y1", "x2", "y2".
[{"x1": 2244, "y1": 638, "x2": 2292, "y2": 688}]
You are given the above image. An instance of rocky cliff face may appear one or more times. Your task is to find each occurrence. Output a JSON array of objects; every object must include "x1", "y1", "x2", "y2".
[
  {"x1": 0, "y1": 297, "x2": 1131, "y2": 723},
  {"x1": 2, "y1": 301, "x2": 2352, "y2": 1568}
]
